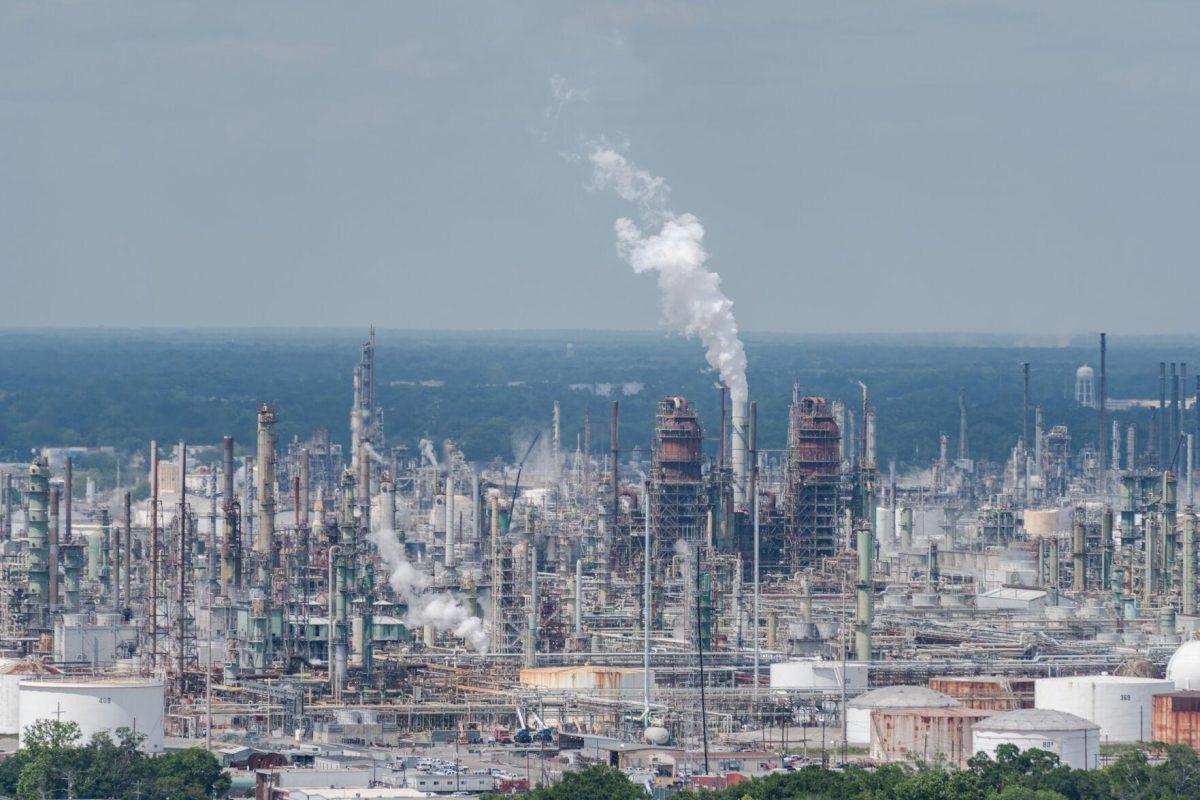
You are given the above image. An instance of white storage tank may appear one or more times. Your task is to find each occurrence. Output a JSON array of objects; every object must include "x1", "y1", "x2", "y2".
[
  {"x1": 1167, "y1": 641, "x2": 1200, "y2": 690},
  {"x1": 18, "y1": 678, "x2": 166, "y2": 752},
  {"x1": 1034, "y1": 675, "x2": 1174, "y2": 742},
  {"x1": 973, "y1": 709, "x2": 1099, "y2": 769},
  {"x1": 0, "y1": 660, "x2": 61, "y2": 736},
  {"x1": 769, "y1": 660, "x2": 868, "y2": 694},
  {"x1": 845, "y1": 685, "x2": 958, "y2": 746}
]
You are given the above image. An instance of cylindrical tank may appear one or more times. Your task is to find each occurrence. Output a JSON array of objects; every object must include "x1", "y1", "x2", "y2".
[
  {"x1": 18, "y1": 679, "x2": 165, "y2": 752},
  {"x1": 0, "y1": 660, "x2": 61, "y2": 735},
  {"x1": 974, "y1": 709, "x2": 1099, "y2": 769},
  {"x1": 769, "y1": 660, "x2": 868, "y2": 693},
  {"x1": 1035, "y1": 676, "x2": 1174, "y2": 742},
  {"x1": 845, "y1": 685, "x2": 958, "y2": 746}
]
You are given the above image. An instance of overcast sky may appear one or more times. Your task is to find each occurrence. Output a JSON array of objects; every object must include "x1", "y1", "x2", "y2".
[{"x1": 4, "y1": 2, "x2": 1199, "y2": 333}]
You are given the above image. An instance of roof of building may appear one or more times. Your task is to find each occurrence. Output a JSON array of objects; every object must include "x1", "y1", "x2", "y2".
[
  {"x1": 974, "y1": 709, "x2": 1098, "y2": 732},
  {"x1": 847, "y1": 685, "x2": 959, "y2": 710}
]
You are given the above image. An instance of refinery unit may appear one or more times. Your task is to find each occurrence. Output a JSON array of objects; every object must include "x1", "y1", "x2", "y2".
[{"x1": 7, "y1": 328, "x2": 1200, "y2": 791}]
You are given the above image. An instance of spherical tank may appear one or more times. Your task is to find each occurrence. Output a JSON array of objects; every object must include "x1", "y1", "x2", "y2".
[
  {"x1": 18, "y1": 678, "x2": 166, "y2": 752},
  {"x1": 1167, "y1": 641, "x2": 1200, "y2": 690}
]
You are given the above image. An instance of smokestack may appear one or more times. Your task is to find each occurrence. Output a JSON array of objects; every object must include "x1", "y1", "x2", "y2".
[
  {"x1": 855, "y1": 519, "x2": 874, "y2": 662},
  {"x1": 1160, "y1": 362, "x2": 1168, "y2": 468},
  {"x1": 49, "y1": 486, "x2": 59, "y2": 615},
  {"x1": 552, "y1": 401, "x2": 561, "y2": 471},
  {"x1": 1099, "y1": 333, "x2": 1107, "y2": 470},
  {"x1": 1184, "y1": 513, "x2": 1196, "y2": 616},
  {"x1": 443, "y1": 443, "x2": 456, "y2": 570},
  {"x1": 611, "y1": 400, "x2": 619, "y2": 541},
  {"x1": 2, "y1": 472, "x2": 11, "y2": 540},
  {"x1": 299, "y1": 448, "x2": 311, "y2": 528},
  {"x1": 1022, "y1": 362, "x2": 1030, "y2": 494},
  {"x1": 1072, "y1": 507, "x2": 1085, "y2": 593},
  {"x1": 150, "y1": 441, "x2": 159, "y2": 668},
  {"x1": 958, "y1": 389, "x2": 968, "y2": 461},
  {"x1": 1173, "y1": 363, "x2": 1181, "y2": 455},
  {"x1": 1127, "y1": 424, "x2": 1137, "y2": 472},
  {"x1": 1102, "y1": 507, "x2": 1113, "y2": 592},
  {"x1": 1112, "y1": 420, "x2": 1121, "y2": 471},
  {"x1": 749, "y1": 400, "x2": 760, "y2": 692},
  {"x1": 379, "y1": 474, "x2": 395, "y2": 533},
  {"x1": 256, "y1": 405, "x2": 277, "y2": 570},
  {"x1": 358, "y1": 440, "x2": 371, "y2": 531},
  {"x1": 109, "y1": 486, "x2": 120, "y2": 610},
  {"x1": 350, "y1": 366, "x2": 362, "y2": 473},
  {"x1": 223, "y1": 436, "x2": 235, "y2": 510},
  {"x1": 123, "y1": 491, "x2": 132, "y2": 610},
  {"x1": 732, "y1": 396, "x2": 748, "y2": 507},
  {"x1": 221, "y1": 436, "x2": 241, "y2": 594},
  {"x1": 63, "y1": 458, "x2": 72, "y2": 543},
  {"x1": 574, "y1": 558, "x2": 583, "y2": 638}
]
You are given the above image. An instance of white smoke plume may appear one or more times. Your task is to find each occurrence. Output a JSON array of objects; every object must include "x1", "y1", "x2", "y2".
[
  {"x1": 590, "y1": 148, "x2": 748, "y2": 405},
  {"x1": 362, "y1": 442, "x2": 386, "y2": 466},
  {"x1": 368, "y1": 527, "x2": 489, "y2": 652},
  {"x1": 419, "y1": 438, "x2": 438, "y2": 468}
]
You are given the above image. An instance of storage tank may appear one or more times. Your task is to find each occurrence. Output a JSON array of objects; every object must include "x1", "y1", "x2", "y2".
[
  {"x1": 1034, "y1": 675, "x2": 1173, "y2": 742},
  {"x1": 845, "y1": 685, "x2": 959, "y2": 746},
  {"x1": 769, "y1": 660, "x2": 868, "y2": 694},
  {"x1": 929, "y1": 676, "x2": 1033, "y2": 711},
  {"x1": 0, "y1": 660, "x2": 61, "y2": 735},
  {"x1": 973, "y1": 709, "x2": 1099, "y2": 769},
  {"x1": 1167, "y1": 641, "x2": 1200, "y2": 690},
  {"x1": 18, "y1": 678, "x2": 166, "y2": 752},
  {"x1": 869, "y1": 707, "x2": 994, "y2": 766},
  {"x1": 1151, "y1": 691, "x2": 1200, "y2": 750}
]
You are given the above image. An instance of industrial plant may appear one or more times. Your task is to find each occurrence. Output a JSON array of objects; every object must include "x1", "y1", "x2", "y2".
[{"x1": 4, "y1": 324, "x2": 1200, "y2": 796}]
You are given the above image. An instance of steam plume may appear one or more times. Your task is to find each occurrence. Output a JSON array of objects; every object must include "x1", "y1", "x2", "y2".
[
  {"x1": 368, "y1": 527, "x2": 489, "y2": 652},
  {"x1": 590, "y1": 149, "x2": 748, "y2": 404},
  {"x1": 419, "y1": 438, "x2": 439, "y2": 467}
]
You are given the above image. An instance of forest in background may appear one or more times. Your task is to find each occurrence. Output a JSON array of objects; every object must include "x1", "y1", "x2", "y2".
[{"x1": 0, "y1": 329, "x2": 1192, "y2": 483}]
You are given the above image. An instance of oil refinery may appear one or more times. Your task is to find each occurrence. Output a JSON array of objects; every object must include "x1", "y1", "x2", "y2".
[{"x1": 3, "y1": 325, "x2": 1200, "y2": 795}]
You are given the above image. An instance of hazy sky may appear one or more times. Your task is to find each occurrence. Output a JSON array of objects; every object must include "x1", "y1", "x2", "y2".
[{"x1": 4, "y1": 2, "x2": 1200, "y2": 333}]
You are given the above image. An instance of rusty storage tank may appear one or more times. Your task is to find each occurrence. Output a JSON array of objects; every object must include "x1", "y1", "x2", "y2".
[
  {"x1": 869, "y1": 707, "x2": 995, "y2": 766},
  {"x1": 846, "y1": 685, "x2": 959, "y2": 745},
  {"x1": 1152, "y1": 691, "x2": 1200, "y2": 750},
  {"x1": 929, "y1": 676, "x2": 1035, "y2": 711},
  {"x1": 653, "y1": 397, "x2": 703, "y2": 484}
]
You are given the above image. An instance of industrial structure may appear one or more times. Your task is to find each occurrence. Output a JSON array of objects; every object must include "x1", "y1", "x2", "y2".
[{"x1": 5, "y1": 328, "x2": 1200, "y2": 792}]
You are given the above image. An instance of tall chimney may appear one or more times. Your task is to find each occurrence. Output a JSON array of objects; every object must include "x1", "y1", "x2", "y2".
[
  {"x1": 958, "y1": 389, "x2": 968, "y2": 461},
  {"x1": 63, "y1": 458, "x2": 72, "y2": 543},
  {"x1": 256, "y1": 405, "x2": 277, "y2": 570},
  {"x1": 1022, "y1": 362, "x2": 1030, "y2": 494},
  {"x1": 299, "y1": 448, "x2": 310, "y2": 528},
  {"x1": 731, "y1": 395, "x2": 748, "y2": 507},
  {"x1": 49, "y1": 486, "x2": 59, "y2": 615},
  {"x1": 1099, "y1": 333, "x2": 1107, "y2": 470},
  {"x1": 444, "y1": 443, "x2": 456, "y2": 570},
  {"x1": 610, "y1": 400, "x2": 619, "y2": 543},
  {"x1": 1160, "y1": 362, "x2": 1168, "y2": 467},
  {"x1": 123, "y1": 491, "x2": 132, "y2": 610}
]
